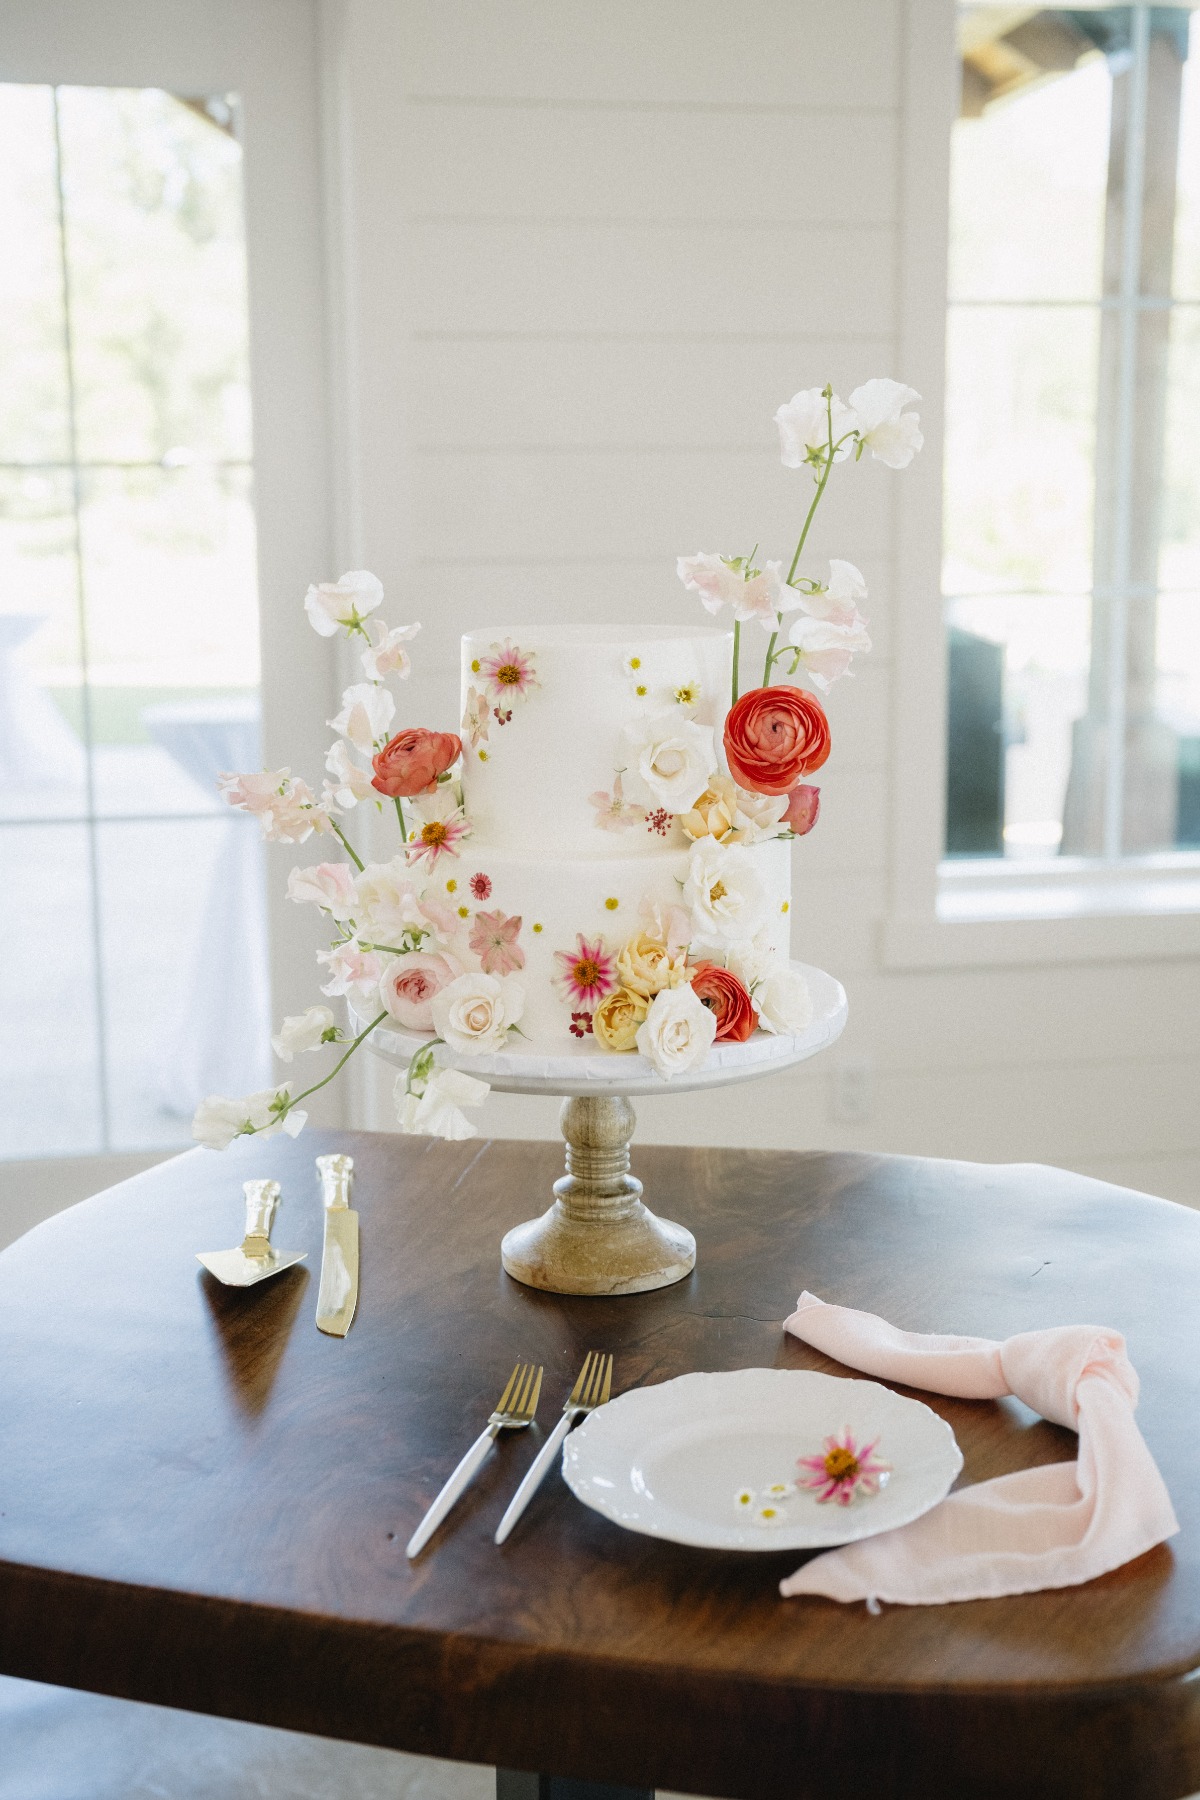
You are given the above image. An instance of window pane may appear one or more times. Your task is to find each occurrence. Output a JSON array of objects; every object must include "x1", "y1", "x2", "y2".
[
  {"x1": 1172, "y1": 10, "x2": 1200, "y2": 299},
  {"x1": 97, "y1": 817, "x2": 270, "y2": 1147},
  {"x1": 1161, "y1": 305, "x2": 1200, "y2": 592},
  {"x1": 0, "y1": 84, "x2": 69, "y2": 462},
  {"x1": 1157, "y1": 592, "x2": 1200, "y2": 847},
  {"x1": 946, "y1": 594, "x2": 1091, "y2": 859},
  {"x1": 952, "y1": 17, "x2": 1111, "y2": 302},
  {"x1": 57, "y1": 86, "x2": 252, "y2": 464},
  {"x1": 943, "y1": 306, "x2": 1099, "y2": 599},
  {"x1": 0, "y1": 469, "x2": 87, "y2": 822},
  {"x1": 0, "y1": 823, "x2": 103, "y2": 1154}
]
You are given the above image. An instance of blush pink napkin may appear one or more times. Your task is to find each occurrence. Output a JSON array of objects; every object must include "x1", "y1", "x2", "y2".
[{"x1": 779, "y1": 1291, "x2": 1179, "y2": 1607}]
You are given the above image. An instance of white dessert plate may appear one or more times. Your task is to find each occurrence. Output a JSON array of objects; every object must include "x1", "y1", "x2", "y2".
[{"x1": 562, "y1": 1367, "x2": 963, "y2": 1552}]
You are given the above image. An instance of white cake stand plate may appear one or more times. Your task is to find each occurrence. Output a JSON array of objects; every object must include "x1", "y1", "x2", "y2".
[{"x1": 369, "y1": 961, "x2": 847, "y2": 1298}]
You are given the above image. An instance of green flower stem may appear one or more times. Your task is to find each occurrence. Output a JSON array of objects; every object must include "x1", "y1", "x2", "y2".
[
  {"x1": 280, "y1": 1011, "x2": 389, "y2": 1118},
  {"x1": 330, "y1": 819, "x2": 364, "y2": 872},
  {"x1": 732, "y1": 619, "x2": 742, "y2": 705},
  {"x1": 762, "y1": 616, "x2": 781, "y2": 686},
  {"x1": 770, "y1": 391, "x2": 838, "y2": 687},
  {"x1": 394, "y1": 795, "x2": 407, "y2": 843}
]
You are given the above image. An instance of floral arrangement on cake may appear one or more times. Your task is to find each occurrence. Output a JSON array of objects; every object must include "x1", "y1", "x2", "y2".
[{"x1": 192, "y1": 378, "x2": 921, "y2": 1151}]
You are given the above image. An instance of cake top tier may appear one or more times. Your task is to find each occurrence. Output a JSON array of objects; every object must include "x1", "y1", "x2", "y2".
[{"x1": 459, "y1": 624, "x2": 733, "y2": 859}]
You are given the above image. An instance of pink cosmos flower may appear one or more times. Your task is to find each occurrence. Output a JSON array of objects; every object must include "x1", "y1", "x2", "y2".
[
  {"x1": 478, "y1": 640, "x2": 539, "y2": 704},
  {"x1": 589, "y1": 771, "x2": 645, "y2": 832},
  {"x1": 469, "y1": 872, "x2": 492, "y2": 901},
  {"x1": 796, "y1": 1430, "x2": 891, "y2": 1507},
  {"x1": 469, "y1": 908, "x2": 525, "y2": 976},
  {"x1": 553, "y1": 934, "x2": 616, "y2": 1008},
  {"x1": 404, "y1": 791, "x2": 472, "y2": 870}
]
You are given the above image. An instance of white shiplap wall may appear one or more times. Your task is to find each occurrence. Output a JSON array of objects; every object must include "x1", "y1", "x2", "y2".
[{"x1": 328, "y1": 0, "x2": 1200, "y2": 1205}]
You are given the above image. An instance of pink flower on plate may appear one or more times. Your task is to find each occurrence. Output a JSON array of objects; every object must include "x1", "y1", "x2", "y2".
[
  {"x1": 469, "y1": 908, "x2": 525, "y2": 976},
  {"x1": 478, "y1": 640, "x2": 539, "y2": 705},
  {"x1": 796, "y1": 1430, "x2": 891, "y2": 1507},
  {"x1": 553, "y1": 934, "x2": 616, "y2": 1008},
  {"x1": 469, "y1": 871, "x2": 492, "y2": 901},
  {"x1": 589, "y1": 770, "x2": 646, "y2": 833}
]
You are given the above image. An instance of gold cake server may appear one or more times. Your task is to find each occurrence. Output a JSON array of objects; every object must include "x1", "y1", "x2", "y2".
[
  {"x1": 196, "y1": 1179, "x2": 306, "y2": 1287},
  {"x1": 315, "y1": 1153, "x2": 358, "y2": 1336}
]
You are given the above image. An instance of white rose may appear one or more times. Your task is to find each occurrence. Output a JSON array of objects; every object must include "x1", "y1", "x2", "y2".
[
  {"x1": 354, "y1": 859, "x2": 426, "y2": 943},
  {"x1": 328, "y1": 681, "x2": 395, "y2": 754},
  {"x1": 271, "y1": 1006, "x2": 335, "y2": 1062},
  {"x1": 191, "y1": 1085, "x2": 306, "y2": 1150},
  {"x1": 635, "y1": 984, "x2": 717, "y2": 1080},
  {"x1": 619, "y1": 711, "x2": 716, "y2": 813},
  {"x1": 304, "y1": 569, "x2": 384, "y2": 637},
  {"x1": 752, "y1": 964, "x2": 813, "y2": 1035},
  {"x1": 431, "y1": 971, "x2": 525, "y2": 1054},
  {"x1": 683, "y1": 841, "x2": 768, "y2": 946},
  {"x1": 786, "y1": 613, "x2": 872, "y2": 692},
  {"x1": 847, "y1": 379, "x2": 923, "y2": 469},
  {"x1": 730, "y1": 785, "x2": 789, "y2": 844},
  {"x1": 774, "y1": 387, "x2": 856, "y2": 469},
  {"x1": 394, "y1": 1067, "x2": 490, "y2": 1140}
]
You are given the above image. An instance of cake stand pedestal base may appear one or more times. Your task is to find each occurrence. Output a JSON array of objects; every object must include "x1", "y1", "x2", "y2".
[{"x1": 500, "y1": 1095, "x2": 694, "y2": 1297}]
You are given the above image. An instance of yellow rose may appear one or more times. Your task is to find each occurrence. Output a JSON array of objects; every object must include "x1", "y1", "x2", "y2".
[
  {"x1": 616, "y1": 931, "x2": 689, "y2": 999},
  {"x1": 592, "y1": 985, "x2": 648, "y2": 1052},
  {"x1": 678, "y1": 774, "x2": 739, "y2": 844}
]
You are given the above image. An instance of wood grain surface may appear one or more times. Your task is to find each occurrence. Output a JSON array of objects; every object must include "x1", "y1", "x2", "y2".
[{"x1": 1, "y1": 1132, "x2": 1198, "y2": 1800}]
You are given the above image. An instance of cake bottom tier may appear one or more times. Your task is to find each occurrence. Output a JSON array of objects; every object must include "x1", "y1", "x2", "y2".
[{"x1": 435, "y1": 837, "x2": 792, "y2": 1043}]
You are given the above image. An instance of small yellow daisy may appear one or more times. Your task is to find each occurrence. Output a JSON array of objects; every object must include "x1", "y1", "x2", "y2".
[
  {"x1": 532, "y1": 922, "x2": 543, "y2": 933},
  {"x1": 604, "y1": 896, "x2": 619, "y2": 911},
  {"x1": 628, "y1": 655, "x2": 642, "y2": 671},
  {"x1": 673, "y1": 681, "x2": 701, "y2": 706},
  {"x1": 635, "y1": 683, "x2": 648, "y2": 697},
  {"x1": 733, "y1": 1487, "x2": 755, "y2": 1512},
  {"x1": 446, "y1": 879, "x2": 457, "y2": 893},
  {"x1": 470, "y1": 658, "x2": 481, "y2": 672},
  {"x1": 781, "y1": 900, "x2": 789, "y2": 913},
  {"x1": 458, "y1": 905, "x2": 470, "y2": 919},
  {"x1": 478, "y1": 749, "x2": 489, "y2": 762}
]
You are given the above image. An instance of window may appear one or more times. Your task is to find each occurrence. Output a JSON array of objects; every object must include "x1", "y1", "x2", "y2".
[
  {"x1": 943, "y1": 4, "x2": 1200, "y2": 866},
  {"x1": 0, "y1": 84, "x2": 269, "y2": 1156}
]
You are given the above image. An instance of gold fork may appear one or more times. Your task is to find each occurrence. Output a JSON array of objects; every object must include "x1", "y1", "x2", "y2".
[
  {"x1": 494, "y1": 1351, "x2": 613, "y2": 1545},
  {"x1": 406, "y1": 1361, "x2": 543, "y2": 1558}
]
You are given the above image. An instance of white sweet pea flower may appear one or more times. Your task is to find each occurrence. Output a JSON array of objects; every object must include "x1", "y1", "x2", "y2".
[
  {"x1": 361, "y1": 619, "x2": 421, "y2": 682},
  {"x1": 847, "y1": 379, "x2": 923, "y2": 469},
  {"x1": 431, "y1": 970, "x2": 525, "y2": 1055},
  {"x1": 726, "y1": 932, "x2": 778, "y2": 991},
  {"x1": 395, "y1": 1066, "x2": 490, "y2": 1140},
  {"x1": 217, "y1": 769, "x2": 333, "y2": 843},
  {"x1": 677, "y1": 554, "x2": 784, "y2": 631},
  {"x1": 304, "y1": 569, "x2": 384, "y2": 638},
  {"x1": 775, "y1": 387, "x2": 857, "y2": 469},
  {"x1": 271, "y1": 1006, "x2": 336, "y2": 1061},
  {"x1": 780, "y1": 559, "x2": 868, "y2": 626},
  {"x1": 683, "y1": 840, "x2": 769, "y2": 946},
  {"x1": 286, "y1": 861, "x2": 357, "y2": 919},
  {"x1": 353, "y1": 858, "x2": 427, "y2": 943},
  {"x1": 192, "y1": 1085, "x2": 307, "y2": 1150},
  {"x1": 329, "y1": 682, "x2": 395, "y2": 755},
  {"x1": 324, "y1": 739, "x2": 376, "y2": 808},
  {"x1": 786, "y1": 612, "x2": 872, "y2": 692},
  {"x1": 635, "y1": 983, "x2": 717, "y2": 1079},
  {"x1": 751, "y1": 964, "x2": 814, "y2": 1035},
  {"x1": 619, "y1": 711, "x2": 716, "y2": 813}
]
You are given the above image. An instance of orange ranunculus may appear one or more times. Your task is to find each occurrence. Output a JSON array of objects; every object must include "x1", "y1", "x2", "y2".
[
  {"x1": 371, "y1": 728, "x2": 461, "y2": 798},
  {"x1": 688, "y1": 961, "x2": 756, "y2": 1043},
  {"x1": 723, "y1": 685, "x2": 830, "y2": 795}
]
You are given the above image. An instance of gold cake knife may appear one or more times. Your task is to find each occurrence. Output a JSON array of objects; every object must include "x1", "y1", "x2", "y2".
[{"x1": 315, "y1": 1153, "x2": 358, "y2": 1335}]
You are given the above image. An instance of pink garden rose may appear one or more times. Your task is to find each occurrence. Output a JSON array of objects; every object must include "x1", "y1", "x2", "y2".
[
  {"x1": 379, "y1": 951, "x2": 460, "y2": 1031},
  {"x1": 783, "y1": 784, "x2": 821, "y2": 836}
]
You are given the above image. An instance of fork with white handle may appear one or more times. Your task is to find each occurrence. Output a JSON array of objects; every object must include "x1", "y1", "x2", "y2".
[
  {"x1": 494, "y1": 1351, "x2": 613, "y2": 1545},
  {"x1": 406, "y1": 1361, "x2": 543, "y2": 1558}
]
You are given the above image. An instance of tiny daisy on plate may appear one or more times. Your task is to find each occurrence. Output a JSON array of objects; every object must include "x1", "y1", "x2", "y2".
[
  {"x1": 796, "y1": 1430, "x2": 892, "y2": 1507},
  {"x1": 733, "y1": 1487, "x2": 756, "y2": 1513},
  {"x1": 753, "y1": 1504, "x2": 784, "y2": 1527},
  {"x1": 554, "y1": 934, "x2": 617, "y2": 1008},
  {"x1": 762, "y1": 1481, "x2": 792, "y2": 1500}
]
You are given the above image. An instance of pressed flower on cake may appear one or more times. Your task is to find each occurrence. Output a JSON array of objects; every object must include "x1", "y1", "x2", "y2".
[
  {"x1": 468, "y1": 908, "x2": 525, "y2": 976},
  {"x1": 478, "y1": 640, "x2": 539, "y2": 706},
  {"x1": 460, "y1": 685, "x2": 491, "y2": 751},
  {"x1": 589, "y1": 770, "x2": 646, "y2": 832},
  {"x1": 796, "y1": 1430, "x2": 891, "y2": 1506},
  {"x1": 404, "y1": 789, "x2": 472, "y2": 869},
  {"x1": 553, "y1": 934, "x2": 617, "y2": 1008}
]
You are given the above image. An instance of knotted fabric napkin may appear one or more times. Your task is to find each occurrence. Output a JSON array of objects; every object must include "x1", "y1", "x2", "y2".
[{"x1": 779, "y1": 1291, "x2": 1179, "y2": 1607}]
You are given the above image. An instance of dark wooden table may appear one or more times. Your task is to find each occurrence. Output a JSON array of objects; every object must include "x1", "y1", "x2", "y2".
[{"x1": 2, "y1": 1131, "x2": 1199, "y2": 1800}]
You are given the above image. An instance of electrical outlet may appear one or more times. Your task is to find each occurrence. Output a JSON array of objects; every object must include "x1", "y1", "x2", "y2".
[{"x1": 831, "y1": 1058, "x2": 873, "y2": 1125}]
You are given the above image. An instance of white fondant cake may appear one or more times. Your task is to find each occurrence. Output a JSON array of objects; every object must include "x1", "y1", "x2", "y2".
[{"x1": 450, "y1": 624, "x2": 793, "y2": 1047}]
